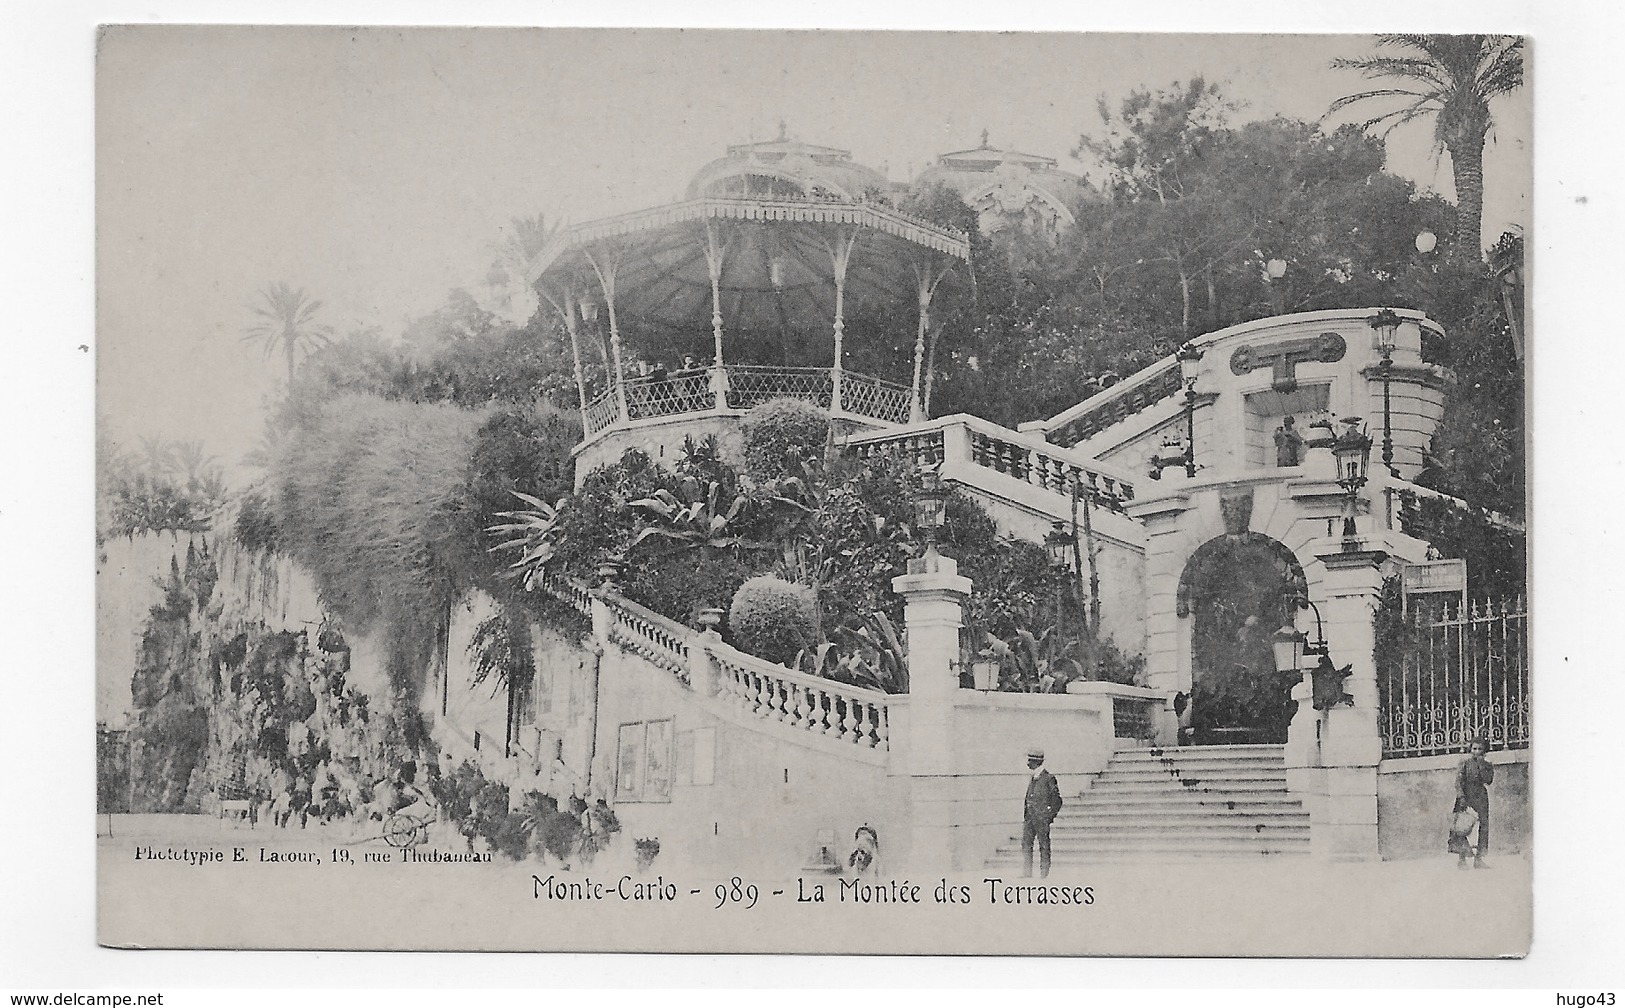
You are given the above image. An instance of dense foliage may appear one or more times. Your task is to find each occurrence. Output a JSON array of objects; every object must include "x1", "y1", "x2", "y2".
[
  {"x1": 728, "y1": 576, "x2": 818, "y2": 665},
  {"x1": 98, "y1": 434, "x2": 229, "y2": 542},
  {"x1": 740, "y1": 397, "x2": 832, "y2": 480}
]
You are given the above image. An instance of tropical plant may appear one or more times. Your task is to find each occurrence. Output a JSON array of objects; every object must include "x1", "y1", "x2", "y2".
[
  {"x1": 1329, "y1": 34, "x2": 1525, "y2": 256},
  {"x1": 244, "y1": 282, "x2": 334, "y2": 387},
  {"x1": 486, "y1": 491, "x2": 569, "y2": 590},
  {"x1": 627, "y1": 477, "x2": 761, "y2": 559}
]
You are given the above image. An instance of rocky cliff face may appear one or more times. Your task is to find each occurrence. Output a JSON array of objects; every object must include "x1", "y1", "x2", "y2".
[{"x1": 104, "y1": 524, "x2": 410, "y2": 813}]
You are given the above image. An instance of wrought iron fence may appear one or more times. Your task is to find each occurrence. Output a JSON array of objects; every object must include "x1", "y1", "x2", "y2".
[
  {"x1": 725, "y1": 365, "x2": 835, "y2": 412},
  {"x1": 625, "y1": 372, "x2": 714, "y2": 421},
  {"x1": 1379, "y1": 596, "x2": 1528, "y2": 759}
]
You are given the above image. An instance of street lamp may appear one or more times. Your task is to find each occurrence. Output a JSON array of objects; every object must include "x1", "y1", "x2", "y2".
[
  {"x1": 1265, "y1": 258, "x2": 1288, "y2": 315},
  {"x1": 1177, "y1": 343, "x2": 1203, "y2": 477},
  {"x1": 912, "y1": 465, "x2": 947, "y2": 570},
  {"x1": 1414, "y1": 231, "x2": 1438, "y2": 254},
  {"x1": 1273, "y1": 596, "x2": 1353, "y2": 711},
  {"x1": 1368, "y1": 309, "x2": 1402, "y2": 478},
  {"x1": 1332, "y1": 417, "x2": 1373, "y2": 540},
  {"x1": 1044, "y1": 521, "x2": 1077, "y2": 645}
]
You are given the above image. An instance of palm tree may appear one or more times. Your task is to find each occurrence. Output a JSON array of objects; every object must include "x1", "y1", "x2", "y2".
[
  {"x1": 1329, "y1": 34, "x2": 1524, "y2": 257},
  {"x1": 243, "y1": 282, "x2": 333, "y2": 386}
]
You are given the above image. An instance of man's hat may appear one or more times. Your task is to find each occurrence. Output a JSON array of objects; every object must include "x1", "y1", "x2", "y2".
[{"x1": 1027, "y1": 747, "x2": 1045, "y2": 761}]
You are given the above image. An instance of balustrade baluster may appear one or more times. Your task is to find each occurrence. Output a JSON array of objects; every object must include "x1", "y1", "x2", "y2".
[{"x1": 789, "y1": 685, "x2": 807, "y2": 730}]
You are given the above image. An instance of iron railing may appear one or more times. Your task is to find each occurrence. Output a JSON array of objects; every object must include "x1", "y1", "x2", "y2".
[
  {"x1": 578, "y1": 364, "x2": 914, "y2": 437},
  {"x1": 1379, "y1": 596, "x2": 1529, "y2": 758}
]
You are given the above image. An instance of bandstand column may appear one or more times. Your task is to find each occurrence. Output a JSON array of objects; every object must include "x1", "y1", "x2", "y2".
[
  {"x1": 584, "y1": 249, "x2": 629, "y2": 422},
  {"x1": 562, "y1": 290, "x2": 591, "y2": 431},
  {"x1": 910, "y1": 275, "x2": 932, "y2": 423},
  {"x1": 826, "y1": 230, "x2": 858, "y2": 416},
  {"x1": 538, "y1": 283, "x2": 592, "y2": 433},
  {"x1": 909, "y1": 259, "x2": 953, "y2": 424},
  {"x1": 704, "y1": 223, "x2": 728, "y2": 410}
]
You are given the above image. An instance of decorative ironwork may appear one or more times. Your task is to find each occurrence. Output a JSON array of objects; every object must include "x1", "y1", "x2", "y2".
[
  {"x1": 624, "y1": 373, "x2": 714, "y2": 421},
  {"x1": 583, "y1": 388, "x2": 619, "y2": 436},
  {"x1": 726, "y1": 365, "x2": 834, "y2": 412},
  {"x1": 1379, "y1": 596, "x2": 1528, "y2": 758},
  {"x1": 1112, "y1": 696, "x2": 1159, "y2": 742}
]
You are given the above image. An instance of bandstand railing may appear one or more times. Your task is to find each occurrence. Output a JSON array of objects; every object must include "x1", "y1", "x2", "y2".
[
  {"x1": 579, "y1": 364, "x2": 915, "y2": 439},
  {"x1": 1379, "y1": 596, "x2": 1529, "y2": 759}
]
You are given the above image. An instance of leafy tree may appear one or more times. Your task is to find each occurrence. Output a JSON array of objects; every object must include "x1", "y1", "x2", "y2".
[
  {"x1": 243, "y1": 282, "x2": 334, "y2": 387},
  {"x1": 1329, "y1": 34, "x2": 1525, "y2": 256}
]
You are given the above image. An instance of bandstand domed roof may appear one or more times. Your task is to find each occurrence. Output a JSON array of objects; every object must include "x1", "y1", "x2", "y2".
[{"x1": 528, "y1": 187, "x2": 969, "y2": 376}]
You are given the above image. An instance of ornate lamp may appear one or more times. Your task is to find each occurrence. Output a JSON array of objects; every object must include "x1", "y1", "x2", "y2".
[
  {"x1": 579, "y1": 299, "x2": 599, "y2": 324},
  {"x1": 1332, "y1": 416, "x2": 1373, "y2": 540},
  {"x1": 1276, "y1": 596, "x2": 1354, "y2": 710},
  {"x1": 1414, "y1": 231, "x2": 1438, "y2": 254},
  {"x1": 1265, "y1": 258, "x2": 1288, "y2": 314},
  {"x1": 1272, "y1": 625, "x2": 1308, "y2": 676},
  {"x1": 971, "y1": 656, "x2": 999, "y2": 692},
  {"x1": 914, "y1": 466, "x2": 947, "y2": 544},
  {"x1": 1368, "y1": 309, "x2": 1403, "y2": 478},
  {"x1": 1044, "y1": 521, "x2": 1076, "y2": 568}
]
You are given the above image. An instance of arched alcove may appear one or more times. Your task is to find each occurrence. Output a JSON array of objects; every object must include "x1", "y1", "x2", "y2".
[{"x1": 1176, "y1": 532, "x2": 1307, "y2": 745}]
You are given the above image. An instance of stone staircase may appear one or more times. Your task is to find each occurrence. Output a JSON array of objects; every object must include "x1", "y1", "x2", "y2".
[{"x1": 988, "y1": 745, "x2": 1311, "y2": 866}]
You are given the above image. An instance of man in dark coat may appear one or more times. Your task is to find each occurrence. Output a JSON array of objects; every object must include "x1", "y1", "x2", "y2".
[{"x1": 1022, "y1": 746, "x2": 1063, "y2": 878}]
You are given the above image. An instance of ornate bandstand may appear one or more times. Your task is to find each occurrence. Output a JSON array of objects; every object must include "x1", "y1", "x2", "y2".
[{"x1": 524, "y1": 139, "x2": 971, "y2": 476}]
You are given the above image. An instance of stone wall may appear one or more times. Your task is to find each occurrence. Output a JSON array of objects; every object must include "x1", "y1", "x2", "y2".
[{"x1": 1377, "y1": 750, "x2": 1530, "y2": 860}]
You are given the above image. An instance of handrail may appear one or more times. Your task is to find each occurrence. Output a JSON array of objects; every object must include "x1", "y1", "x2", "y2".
[
  {"x1": 577, "y1": 364, "x2": 914, "y2": 444},
  {"x1": 531, "y1": 571, "x2": 891, "y2": 751},
  {"x1": 846, "y1": 414, "x2": 1140, "y2": 513},
  {"x1": 708, "y1": 639, "x2": 892, "y2": 751}
]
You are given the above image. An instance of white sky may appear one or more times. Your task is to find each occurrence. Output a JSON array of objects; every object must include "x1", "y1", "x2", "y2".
[{"x1": 96, "y1": 27, "x2": 1531, "y2": 478}]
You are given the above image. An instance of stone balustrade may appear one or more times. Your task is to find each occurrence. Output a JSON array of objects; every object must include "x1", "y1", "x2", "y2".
[
  {"x1": 846, "y1": 414, "x2": 1138, "y2": 513},
  {"x1": 708, "y1": 642, "x2": 892, "y2": 751}
]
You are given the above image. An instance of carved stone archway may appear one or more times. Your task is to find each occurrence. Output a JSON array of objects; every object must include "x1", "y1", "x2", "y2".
[{"x1": 1176, "y1": 531, "x2": 1308, "y2": 745}]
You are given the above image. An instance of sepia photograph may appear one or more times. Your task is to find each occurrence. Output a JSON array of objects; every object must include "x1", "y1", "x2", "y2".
[{"x1": 87, "y1": 24, "x2": 1537, "y2": 958}]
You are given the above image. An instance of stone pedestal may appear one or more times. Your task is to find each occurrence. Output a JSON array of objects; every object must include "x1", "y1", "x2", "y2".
[{"x1": 892, "y1": 554, "x2": 972, "y2": 872}]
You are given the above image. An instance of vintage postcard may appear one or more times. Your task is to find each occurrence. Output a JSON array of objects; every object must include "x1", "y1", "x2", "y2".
[{"x1": 95, "y1": 26, "x2": 1531, "y2": 955}]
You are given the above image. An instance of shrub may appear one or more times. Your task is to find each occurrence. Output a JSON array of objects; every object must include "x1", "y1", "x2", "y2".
[
  {"x1": 728, "y1": 576, "x2": 817, "y2": 665},
  {"x1": 234, "y1": 490, "x2": 283, "y2": 554},
  {"x1": 741, "y1": 398, "x2": 829, "y2": 480}
]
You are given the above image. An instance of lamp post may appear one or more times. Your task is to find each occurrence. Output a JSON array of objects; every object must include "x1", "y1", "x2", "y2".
[
  {"x1": 912, "y1": 465, "x2": 947, "y2": 572},
  {"x1": 1368, "y1": 309, "x2": 1402, "y2": 479},
  {"x1": 1265, "y1": 258, "x2": 1288, "y2": 315},
  {"x1": 1176, "y1": 343, "x2": 1204, "y2": 477},
  {"x1": 1273, "y1": 595, "x2": 1353, "y2": 711},
  {"x1": 1045, "y1": 521, "x2": 1077, "y2": 645},
  {"x1": 1332, "y1": 417, "x2": 1373, "y2": 541}
]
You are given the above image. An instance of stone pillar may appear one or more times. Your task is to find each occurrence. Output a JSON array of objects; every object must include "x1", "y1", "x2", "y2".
[
  {"x1": 1299, "y1": 541, "x2": 1391, "y2": 861},
  {"x1": 690, "y1": 627, "x2": 721, "y2": 698},
  {"x1": 892, "y1": 554, "x2": 972, "y2": 872}
]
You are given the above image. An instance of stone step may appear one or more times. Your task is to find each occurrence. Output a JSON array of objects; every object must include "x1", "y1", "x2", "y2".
[
  {"x1": 1110, "y1": 745, "x2": 1287, "y2": 760},
  {"x1": 1082, "y1": 780, "x2": 1292, "y2": 796},
  {"x1": 1049, "y1": 823, "x2": 1310, "y2": 840},
  {"x1": 992, "y1": 834, "x2": 1311, "y2": 857},
  {"x1": 1053, "y1": 809, "x2": 1306, "y2": 825},
  {"x1": 1059, "y1": 796, "x2": 1300, "y2": 809},
  {"x1": 1085, "y1": 770, "x2": 1287, "y2": 786}
]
